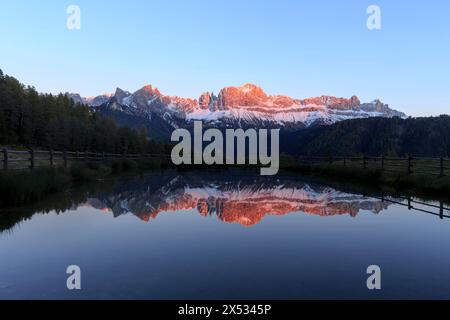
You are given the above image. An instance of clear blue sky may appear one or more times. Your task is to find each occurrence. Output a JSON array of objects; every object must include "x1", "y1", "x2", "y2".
[{"x1": 0, "y1": 0, "x2": 449, "y2": 116}]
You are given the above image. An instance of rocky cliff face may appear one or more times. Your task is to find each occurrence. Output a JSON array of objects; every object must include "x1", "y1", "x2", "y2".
[
  {"x1": 301, "y1": 95, "x2": 361, "y2": 110},
  {"x1": 68, "y1": 82, "x2": 407, "y2": 134},
  {"x1": 217, "y1": 83, "x2": 269, "y2": 109},
  {"x1": 113, "y1": 88, "x2": 131, "y2": 105},
  {"x1": 67, "y1": 93, "x2": 84, "y2": 105}
]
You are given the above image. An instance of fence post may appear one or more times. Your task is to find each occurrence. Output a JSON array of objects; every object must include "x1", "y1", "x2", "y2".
[
  {"x1": 381, "y1": 155, "x2": 385, "y2": 172},
  {"x1": 49, "y1": 149, "x2": 54, "y2": 166},
  {"x1": 63, "y1": 150, "x2": 67, "y2": 167},
  {"x1": 29, "y1": 149, "x2": 35, "y2": 169},
  {"x1": 408, "y1": 155, "x2": 413, "y2": 174},
  {"x1": 440, "y1": 158, "x2": 444, "y2": 176},
  {"x1": 2, "y1": 148, "x2": 7, "y2": 171}
]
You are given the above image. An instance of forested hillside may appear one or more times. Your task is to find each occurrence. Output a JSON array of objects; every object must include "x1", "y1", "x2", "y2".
[
  {"x1": 281, "y1": 116, "x2": 450, "y2": 157},
  {"x1": 0, "y1": 69, "x2": 168, "y2": 154}
]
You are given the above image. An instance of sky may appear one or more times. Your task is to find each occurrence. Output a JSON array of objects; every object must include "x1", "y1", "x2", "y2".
[{"x1": 0, "y1": 0, "x2": 449, "y2": 116}]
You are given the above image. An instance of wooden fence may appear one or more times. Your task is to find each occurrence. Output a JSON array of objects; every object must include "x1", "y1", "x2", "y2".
[
  {"x1": 1, "y1": 148, "x2": 171, "y2": 170},
  {"x1": 298, "y1": 155, "x2": 450, "y2": 176}
]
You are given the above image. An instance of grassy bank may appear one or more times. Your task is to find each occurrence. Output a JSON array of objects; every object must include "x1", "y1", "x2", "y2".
[
  {"x1": 285, "y1": 163, "x2": 450, "y2": 197},
  {"x1": 0, "y1": 159, "x2": 169, "y2": 207}
]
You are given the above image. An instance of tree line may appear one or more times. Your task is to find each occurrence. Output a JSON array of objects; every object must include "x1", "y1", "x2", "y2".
[
  {"x1": 0, "y1": 69, "x2": 170, "y2": 154},
  {"x1": 281, "y1": 115, "x2": 450, "y2": 157}
]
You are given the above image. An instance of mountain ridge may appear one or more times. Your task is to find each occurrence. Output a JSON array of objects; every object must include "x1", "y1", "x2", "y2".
[{"x1": 67, "y1": 83, "x2": 406, "y2": 137}]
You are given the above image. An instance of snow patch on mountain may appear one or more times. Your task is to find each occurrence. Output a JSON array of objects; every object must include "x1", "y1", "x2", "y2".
[{"x1": 69, "y1": 83, "x2": 407, "y2": 130}]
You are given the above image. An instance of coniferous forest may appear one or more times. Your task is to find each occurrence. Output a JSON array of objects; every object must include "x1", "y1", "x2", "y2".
[
  {"x1": 0, "y1": 69, "x2": 169, "y2": 154},
  {"x1": 281, "y1": 115, "x2": 450, "y2": 157}
]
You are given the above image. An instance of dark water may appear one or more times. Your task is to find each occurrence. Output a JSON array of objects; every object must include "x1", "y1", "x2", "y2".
[{"x1": 0, "y1": 169, "x2": 449, "y2": 300}]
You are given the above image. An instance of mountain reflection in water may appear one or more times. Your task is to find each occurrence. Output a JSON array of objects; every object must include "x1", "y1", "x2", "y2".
[
  {"x1": 82, "y1": 170, "x2": 391, "y2": 227},
  {"x1": 1, "y1": 169, "x2": 450, "y2": 300}
]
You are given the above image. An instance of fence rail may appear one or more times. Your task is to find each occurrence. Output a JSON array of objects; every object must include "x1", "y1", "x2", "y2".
[
  {"x1": 298, "y1": 155, "x2": 450, "y2": 177},
  {"x1": 1, "y1": 148, "x2": 171, "y2": 170}
]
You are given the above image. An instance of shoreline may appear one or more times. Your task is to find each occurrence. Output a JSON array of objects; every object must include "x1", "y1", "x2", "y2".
[{"x1": 1, "y1": 161, "x2": 449, "y2": 210}]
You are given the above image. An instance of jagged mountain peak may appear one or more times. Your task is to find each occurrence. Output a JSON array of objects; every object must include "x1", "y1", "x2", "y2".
[
  {"x1": 113, "y1": 88, "x2": 131, "y2": 105},
  {"x1": 240, "y1": 83, "x2": 264, "y2": 92},
  {"x1": 138, "y1": 84, "x2": 161, "y2": 96},
  {"x1": 114, "y1": 87, "x2": 129, "y2": 95},
  {"x1": 217, "y1": 83, "x2": 268, "y2": 108},
  {"x1": 68, "y1": 82, "x2": 407, "y2": 135}
]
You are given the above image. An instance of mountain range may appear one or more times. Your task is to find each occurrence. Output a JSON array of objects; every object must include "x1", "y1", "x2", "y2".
[{"x1": 68, "y1": 83, "x2": 406, "y2": 140}]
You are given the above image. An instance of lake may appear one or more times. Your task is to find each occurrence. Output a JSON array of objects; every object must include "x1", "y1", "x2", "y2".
[{"x1": 0, "y1": 169, "x2": 449, "y2": 299}]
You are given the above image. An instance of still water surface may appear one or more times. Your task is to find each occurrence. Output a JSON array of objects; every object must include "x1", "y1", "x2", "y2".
[{"x1": 0, "y1": 169, "x2": 449, "y2": 299}]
